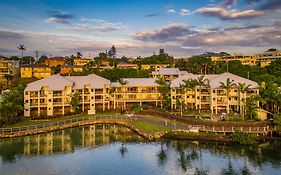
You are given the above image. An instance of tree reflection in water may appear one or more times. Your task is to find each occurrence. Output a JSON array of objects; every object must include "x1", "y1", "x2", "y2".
[{"x1": 0, "y1": 126, "x2": 281, "y2": 175}]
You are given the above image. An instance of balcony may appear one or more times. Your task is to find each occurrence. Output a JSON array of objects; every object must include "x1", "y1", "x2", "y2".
[
  {"x1": 53, "y1": 93, "x2": 62, "y2": 97},
  {"x1": 53, "y1": 102, "x2": 63, "y2": 106},
  {"x1": 217, "y1": 101, "x2": 227, "y2": 105}
]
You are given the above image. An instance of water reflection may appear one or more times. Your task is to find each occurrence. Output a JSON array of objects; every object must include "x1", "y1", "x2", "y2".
[
  {"x1": 0, "y1": 125, "x2": 143, "y2": 163},
  {"x1": 0, "y1": 125, "x2": 281, "y2": 175}
]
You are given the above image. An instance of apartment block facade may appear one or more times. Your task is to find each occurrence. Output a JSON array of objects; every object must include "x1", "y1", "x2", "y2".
[
  {"x1": 170, "y1": 72, "x2": 259, "y2": 114},
  {"x1": 24, "y1": 72, "x2": 259, "y2": 118},
  {"x1": 24, "y1": 74, "x2": 161, "y2": 117}
]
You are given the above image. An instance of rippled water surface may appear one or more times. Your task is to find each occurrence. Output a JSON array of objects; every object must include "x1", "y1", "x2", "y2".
[{"x1": 0, "y1": 125, "x2": 281, "y2": 175}]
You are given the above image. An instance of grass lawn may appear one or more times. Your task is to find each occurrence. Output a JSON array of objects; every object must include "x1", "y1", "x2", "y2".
[{"x1": 129, "y1": 120, "x2": 172, "y2": 134}]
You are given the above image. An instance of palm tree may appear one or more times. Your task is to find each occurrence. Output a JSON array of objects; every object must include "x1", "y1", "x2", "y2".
[
  {"x1": 156, "y1": 77, "x2": 170, "y2": 109},
  {"x1": 246, "y1": 95, "x2": 259, "y2": 120},
  {"x1": 70, "y1": 92, "x2": 80, "y2": 114},
  {"x1": 17, "y1": 45, "x2": 26, "y2": 63},
  {"x1": 219, "y1": 78, "x2": 236, "y2": 113},
  {"x1": 182, "y1": 79, "x2": 199, "y2": 110},
  {"x1": 109, "y1": 87, "x2": 116, "y2": 109},
  {"x1": 196, "y1": 76, "x2": 208, "y2": 113},
  {"x1": 118, "y1": 78, "x2": 128, "y2": 110},
  {"x1": 76, "y1": 52, "x2": 82, "y2": 58},
  {"x1": 176, "y1": 84, "x2": 186, "y2": 116},
  {"x1": 238, "y1": 83, "x2": 251, "y2": 120},
  {"x1": 3, "y1": 74, "x2": 13, "y2": 88}
]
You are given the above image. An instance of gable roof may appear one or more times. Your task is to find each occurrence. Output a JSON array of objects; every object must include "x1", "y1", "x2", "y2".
[
  {"x1": 25, "y1": 75, "x2": 74, "y2": 91},
  {"x1": 171, "y1": 72, "x2": 259, "y2": 89},
  {"x1": 111, "y1": 78, "x2": 159, "y2": 87},
  {"x1": 66, "y1": 74, "x2": 110, "y2": 89},
  {"x1": 152, "y1": 68, "x2": 188, "y2": 75},
  {"x1": 25, "y1": 74, "x2": 110, "y2": 91}
]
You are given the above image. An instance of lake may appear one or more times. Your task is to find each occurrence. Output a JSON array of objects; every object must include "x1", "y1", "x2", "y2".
[{"x1": 0, "y1": 125, "x2": 281, "y2": 175}]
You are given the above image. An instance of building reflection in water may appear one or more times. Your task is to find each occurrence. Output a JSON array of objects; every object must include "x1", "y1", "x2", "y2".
[{"x1": 0, "y1": 125, "x2": 143, "y2": 158}]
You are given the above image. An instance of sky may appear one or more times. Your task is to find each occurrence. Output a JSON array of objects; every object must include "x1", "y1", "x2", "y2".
[{"x1": 0, "y1": 0, "x2": 281, "y2": 58}]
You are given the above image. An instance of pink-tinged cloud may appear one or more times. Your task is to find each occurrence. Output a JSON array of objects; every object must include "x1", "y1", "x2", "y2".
[{"x1": 195, "y1": 7, "x2": 264, "y2": 20}]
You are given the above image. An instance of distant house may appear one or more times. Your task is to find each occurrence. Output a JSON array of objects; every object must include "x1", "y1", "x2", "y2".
[
  {"x1": 117, "y1": 63, "x2": 139, "y2": 69},
  {"x1": 45, "y1": 57, "x2": 66, "y2": 67},
  {"x1": 0, "y1": 60, "x2": 13, "y2": 78},
  {"x1": 141, "y1": 64, "x2": 169, "y2": 71},
  {"x1": 152, "y1": 68, "x2": 188, "y2": 81},
  {"x1": 60, "y1": 65, "x2": 84, "y2": 75},
  {"x1": 73, "y1": 58, "x2": 92, "y2": 66},
  {"x1": 20, "y1": 64, "x2": 52, "y2": 79}
]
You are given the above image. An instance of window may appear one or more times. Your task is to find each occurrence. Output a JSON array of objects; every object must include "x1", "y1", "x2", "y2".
[
  {"x1": 49, "y1": 99, "x2": 52, "y2": 102},
  {"x1": 25, "y1": 92, "x2": 28, "y2": 95},
  {"x1": 213, "y1": 90, "x2": 215, "y2": 93},
  {"x1": 25, "y1": 100, "x2": 29, "y2": 103},
  {"x1": 229, "y1": 98, "x2": 231, "y2": 100}
]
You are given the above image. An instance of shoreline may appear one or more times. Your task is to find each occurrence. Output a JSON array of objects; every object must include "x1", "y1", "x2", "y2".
[{"x1": 0, "y1": 121, "x2": 279, "y2": 144}]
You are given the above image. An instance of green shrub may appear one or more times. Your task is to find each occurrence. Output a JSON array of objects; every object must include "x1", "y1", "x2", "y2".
[{"x1": 230, "y1": 132, "x2": 256, "y2": 145}]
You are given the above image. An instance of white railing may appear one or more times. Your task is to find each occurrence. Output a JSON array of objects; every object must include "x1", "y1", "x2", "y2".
[{"x1": 0, "y1": 115, "x2": 130, "y2": 135}]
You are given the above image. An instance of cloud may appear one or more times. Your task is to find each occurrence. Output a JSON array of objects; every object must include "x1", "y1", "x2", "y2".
[
  {"x1": 245, "y1": 0, "x2": 263, "y2": 5},
  {"x1": 46, "y1": 11, "x2": 73, "y2": 24},
  {"x1": 195, "y1": 7, "x2": 264, "y2": 20},
  {"x1": 131, "y1": 22, "x2": 281, "y2": 55},
  {"x1": 219, "y1": 0, "x2": 237, "y2": 8},
  {"x1": 167, "y1": 9, "x2": 176, "y2": 13},
  {"x1": 0, "y1": 30, "x2": 25, "y2": 40},
  {"x1": 131, "y1": 23, "x2": 196, "y2": 42},
  {"x1": 56, "y1": 18, "x2": 126, "y2": 32},
  {"x1": 144, "y1": 14, "x2": 158, "y2": 17},
  {"x1": 256, "y1": 0, "x2": 281, "y2": 11},
  {"x1": 179, "y1": 9, "x2": 191, "y2": 16}
]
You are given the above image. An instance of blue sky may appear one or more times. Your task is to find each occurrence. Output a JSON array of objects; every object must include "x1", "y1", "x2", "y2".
[{"x1": 0, "y1": 0, "x2": 281, "y2": 58}]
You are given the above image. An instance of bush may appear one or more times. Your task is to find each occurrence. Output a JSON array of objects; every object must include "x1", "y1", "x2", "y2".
[{"x1": 230, "y1": 132, "x2": 256, "y2": 145}]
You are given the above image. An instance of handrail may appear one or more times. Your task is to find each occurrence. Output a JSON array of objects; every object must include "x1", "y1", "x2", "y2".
[{"x1": 0, "y1": 115, "x2": 130, "y2": 135}]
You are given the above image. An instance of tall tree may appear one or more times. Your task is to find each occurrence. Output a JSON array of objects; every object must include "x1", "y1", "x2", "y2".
[
  {"x1": 109, "y1": 45, "x2": 117, "y2": 58},
  {"x1": 245, "y1": 95, "x2": 259, "y2": 120},
  {"x1": 17, "y1": 45, "x2": 26, "y2": 58},
  {"x1": 70, "y1": 92, "x2": 80, "y2": 114},
  {"x1": 17, "y1": 45, "x2": 26, "y2": 64},
  {"x1": 219, "y1": 78, "x2": 236, "y2": 113},
  {"x1": 118, "y1": 78, "x2": 128, "y2": 110},
  {"x1": 156, "y1": 77, "x2": 171, "y2": 109},
  {"x1": 0, "y1": 83, "x2": 26, "y2": 124},
  {"x1": 76, "y1": 52, "x2": 82, "y2": 58},
  {"x1": 182, "y1": 79, "x2": 199, "y2": 110},
  {"x1": 196, "y1": 76, "x2": 208, "y2": 113},
  {"x1": 238, "y1": 83, "x2": 251, "y2": 120}
]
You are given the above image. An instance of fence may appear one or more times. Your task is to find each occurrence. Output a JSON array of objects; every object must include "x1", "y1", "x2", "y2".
[{"x1": 0, "y1": 115, "x2": 130, "y2": 135}]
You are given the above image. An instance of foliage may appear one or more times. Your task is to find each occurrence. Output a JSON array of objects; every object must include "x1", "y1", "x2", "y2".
[
  {"x1": 70, "y1": 92, "x2": 80, "y2": 114},
  {"x1": 273, "y1": 113, "x2": 281, "y2": 130},
  {"x1": 230, "y1": 132, "x2": 256, "y2": 145},
  {"x1": 245, "y1": 95, "x2": 259, "y2": 120},
  {"x1": 156, "y1": 77, "x2": 171, "y2": 110},
  {"x1": 185, "y1": 56, "x2": 213, "y2": 74},
  {"x1": 137, "y1": 51, "x2": 174, "y2": 65},
  {"x1": 0, "y1": 83, "x2": 26, "y2": 125}
]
